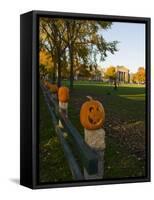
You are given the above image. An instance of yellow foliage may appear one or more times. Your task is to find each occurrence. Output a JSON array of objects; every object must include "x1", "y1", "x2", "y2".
[
  {"x1": 39, "y1": 49, "x2": 53, "y2": 72},
  {"x1": 105, "y1": 66, "x2": 116, "y2": 79},
  {"x1": 132, "y1": 67, "x2": 145, "y2": 83}
]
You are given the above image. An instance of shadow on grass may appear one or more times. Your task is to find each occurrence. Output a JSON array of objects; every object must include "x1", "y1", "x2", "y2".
[
  {"x1": 69, "y1": 84, "x2": 145, "y2": 121},
  {"x1": 68, "y1": 84, "x2": 146, "y2": 179},
  {"x1": 39, "y1": 83, "x2": 146, "y2": 182}
]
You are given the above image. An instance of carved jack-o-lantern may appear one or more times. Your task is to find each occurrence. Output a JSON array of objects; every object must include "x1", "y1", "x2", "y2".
[
  {"x1": 45, "y1": 81, "x2": 51, "y2": 90},
  {"x1": 80, "y1": 96, "x2": 105, "y2": 130},
  {"x1": 44, "y1": 80, "x2": 49, "y2": 88},
  {"x1": 58, "y1": 86, "x2": 69, "y2": 102},
  {"x1": 44, "y1": 80, "x2": 47, "y2": 86},
  {"x1": 49, "y1": 84, "x2": 58, "y2": 93}
]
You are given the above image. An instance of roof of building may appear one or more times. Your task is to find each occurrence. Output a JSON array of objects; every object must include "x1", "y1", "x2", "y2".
[{"x1": 116, "y1": 66, "x2": 129, "y2": 72}]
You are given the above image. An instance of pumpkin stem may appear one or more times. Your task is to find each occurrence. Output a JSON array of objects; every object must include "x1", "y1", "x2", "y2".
[{"x1": 86, "y1": 96, "x2": 93, "y2": 100}]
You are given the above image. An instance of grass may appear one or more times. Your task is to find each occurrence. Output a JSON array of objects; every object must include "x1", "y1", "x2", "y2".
[
  {"x1": 39, "y1": 80, "x2": 146, "y2": 182},
  {"x1": 104, "y1": 137, "x2": 145, "y2": 178},
  {"x1": 39, "y1": 90, "x2": 72, "y2": 183}
]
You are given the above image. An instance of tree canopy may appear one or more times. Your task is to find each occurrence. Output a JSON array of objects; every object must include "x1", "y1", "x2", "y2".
[
  {"x1": 132, "y1": 67, "x2": 145, "y2": 84},
  {"x1": 39, "y1": 17, "x2": 119, "y2": 87},
  {"x1": 105, "y1": 66, "x2": 116, "y2": 80}
]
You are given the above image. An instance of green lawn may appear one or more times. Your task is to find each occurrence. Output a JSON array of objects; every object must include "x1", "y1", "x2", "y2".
[
  {"x1": 39, "y1": 81, "x2": 146, "y2": 182},
  {"x1": 39, "y1": 90, "x2": 72, "y2": 183}
]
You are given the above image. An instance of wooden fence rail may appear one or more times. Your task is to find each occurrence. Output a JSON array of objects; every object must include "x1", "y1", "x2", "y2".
[{"x1": 41, "y1": 84, "x2": 99, "y2": 180}]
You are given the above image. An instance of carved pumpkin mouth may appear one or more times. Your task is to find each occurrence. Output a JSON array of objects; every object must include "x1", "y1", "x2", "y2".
[
  {"x1": 88, "y1": 116, "x2": 101, "y2": 125},
  {"x1": 88, "y1": 106, "x2": 102, "y2": 125}
]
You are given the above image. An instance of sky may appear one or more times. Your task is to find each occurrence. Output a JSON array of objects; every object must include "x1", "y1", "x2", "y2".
[{"x1": 100, "y1": 22, "x2": 145, "y2": 73}]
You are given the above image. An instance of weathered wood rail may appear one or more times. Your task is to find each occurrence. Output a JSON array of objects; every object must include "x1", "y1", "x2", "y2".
[{"x1": 41, "y1": 84, "x2": 99, "y2": 180}]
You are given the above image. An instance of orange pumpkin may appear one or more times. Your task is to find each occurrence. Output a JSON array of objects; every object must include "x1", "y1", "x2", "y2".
[
  {"x1": 45, "y1": 81, "x2": 51, "y2": 90},
  {"x1": 58, "y1": 86, "x2": 69, "y2": 102},
  {"x1": 80, "y1": 97, "x2": 105, "y2": 130},
  {"x1": 48, "y1": 84, "x2": 58, "y2": 93},
  {"x1": 44, "y1": 80, "x2": 48, "y2": 87}
]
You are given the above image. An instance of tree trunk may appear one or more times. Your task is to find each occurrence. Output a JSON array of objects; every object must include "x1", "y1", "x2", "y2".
[
  {"x1": 52, "y1": 65, "x2": 56, "y2": 83},
  {"x1": 69, "y1": 45, "x2": 74, "y2": 89},
  {"x1": 57, "y1": 58, "x2": 61, "y2": 87},
  {"x1": 51, "y1": 55, "x2": 56, "y2": 84},
  {"x1": 114, "y1": 78, "x2": 117, "y2": 90},
  {"x1": 52, "y1": 71, "x2": 56, "y2": 83}
]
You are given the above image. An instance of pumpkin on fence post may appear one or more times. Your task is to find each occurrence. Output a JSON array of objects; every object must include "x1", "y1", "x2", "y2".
[
  {"x1": 49, "y1": 84, "x2": 58, "y2": 93},
  {"x1": 58, "y1": 86, "x2": 69, "y2": 128},
  {"x1": 80, "y1": 96, "x2": 106, "y2": 180},
  {"x1": 44, "y1": 81, "x2": 50, "y2": 90},
  {"x1": 43, "y1": 80, "x2": 48, "y2": 88},
  {"x1": 49, "y1": 84, "x2": 58, "y2": 100},
  {"x1": 44, "y1": 81, "x2": 58, "y2": 99},
  {"x1": 58, "y1": 86, "x2": 69, "y2": 103}
]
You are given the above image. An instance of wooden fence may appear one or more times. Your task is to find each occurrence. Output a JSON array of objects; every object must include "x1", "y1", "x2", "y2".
[{"x1": 41, "y1": 84, "x2": 99, "y2": 180}]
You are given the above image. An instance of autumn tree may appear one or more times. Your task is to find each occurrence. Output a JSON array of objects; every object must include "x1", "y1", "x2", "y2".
[
  {"x1": 39, "y1": 49, "x2": 53, "y2": 80},
  {"x1": 105, "y1": 66, "x2": 117, "y2": 89},
  {"x1": 64, "y1": 20, "x2": 118, "y2": 88},
  {"x1": 40, "y1": 18, "x2": 118, "y2": 88},
  {"x1": 132, "y1": 67, "x2": 145, "y2": 84},
  {"x1": 40, "y1": 19, "x2": 56, "y2": 83},
  {"x1": 64, "y1": 20, "x2": 82, "y2": 88},
  {"x1": 40, "y1": 18, "x2": 68, "y2": 86},
  {"x1": 137, "y1": 67, "x2": 145, "y2": 83}
]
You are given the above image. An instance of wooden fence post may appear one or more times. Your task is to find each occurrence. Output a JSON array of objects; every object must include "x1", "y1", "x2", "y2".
[
  {"x1": 80, "y1": 96, "x2": 106, "y2": 179},
  {"x1": 43, "y1": 86, "x2": 100, "y2": 179},
  {"x1": 58, "y1": 86, "x2": 69, "y2": 128},
  {"x1": 84, "y1": 128, "x2": 105, "y2": 179},
  {"x1": 59, "y1": 102, "x2": 68, "y2": 128}
]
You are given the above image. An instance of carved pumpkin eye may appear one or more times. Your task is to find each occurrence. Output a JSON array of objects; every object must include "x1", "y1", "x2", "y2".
[{"x1": 89, "y1": 107, "x2": 94, "y2": 112}]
